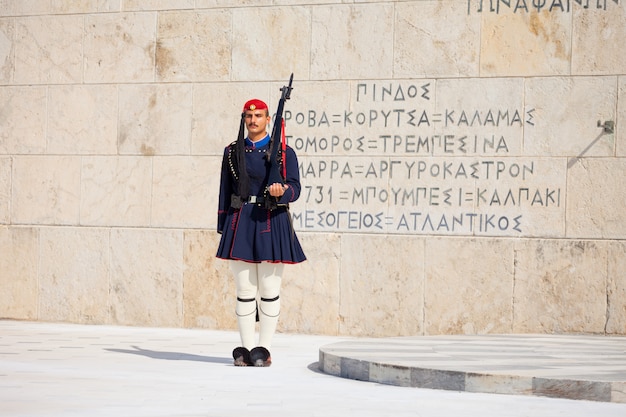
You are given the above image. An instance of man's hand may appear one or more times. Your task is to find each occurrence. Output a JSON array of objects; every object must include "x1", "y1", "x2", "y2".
[{"x1": 268, "y1": 183, "x2": 288, "y2": 198}]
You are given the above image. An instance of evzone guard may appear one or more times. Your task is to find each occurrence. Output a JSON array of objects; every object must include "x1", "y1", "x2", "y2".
[{"x1": 216, "y1": 75, "x2": 306, "y2": 366}]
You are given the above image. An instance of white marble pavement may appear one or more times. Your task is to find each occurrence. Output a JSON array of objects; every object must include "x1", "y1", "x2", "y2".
[{"x1": 1, "y1": 320, "x2": 626, "y2": 417}]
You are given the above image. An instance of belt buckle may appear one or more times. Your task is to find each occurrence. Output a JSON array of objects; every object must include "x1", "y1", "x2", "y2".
[{"x1": 249, "y1": 196, "x2": 258, "y2": 204}]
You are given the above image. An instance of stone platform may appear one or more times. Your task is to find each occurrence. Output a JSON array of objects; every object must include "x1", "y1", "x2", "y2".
[{"x1": 319, "y1": 334, "x2": 626, "y2": 403}]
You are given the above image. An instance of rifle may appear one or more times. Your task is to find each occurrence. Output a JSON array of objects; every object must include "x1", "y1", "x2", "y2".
[{"x1": 266, "y1": 73, "x2": 294, "y2": 186}]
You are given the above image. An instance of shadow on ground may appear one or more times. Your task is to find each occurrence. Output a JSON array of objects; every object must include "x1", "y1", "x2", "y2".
[{"x1": 106, "y1": 346, "x2": 232, "y2": 365}]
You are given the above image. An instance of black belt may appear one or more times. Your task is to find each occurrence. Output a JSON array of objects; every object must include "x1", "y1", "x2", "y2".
[
  {"x1": 230, "y1": 194, "x2": 288, "y2": 210},
  {"x1": 245, "y1": 195, "x2": 266, "y2": 204},
  {"x1": 230, "y1": 194, "x2": 266, "y2": 208}
]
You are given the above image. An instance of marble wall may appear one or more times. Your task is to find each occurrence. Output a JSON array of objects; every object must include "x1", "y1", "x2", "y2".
[{"x1": 0, "y1": 0, "x2": 624, "y2": 336}]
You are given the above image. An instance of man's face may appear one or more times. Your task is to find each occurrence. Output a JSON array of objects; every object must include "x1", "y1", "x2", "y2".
[{"x1": 244, "y1": 110, "x2": 270, "y2": 138}]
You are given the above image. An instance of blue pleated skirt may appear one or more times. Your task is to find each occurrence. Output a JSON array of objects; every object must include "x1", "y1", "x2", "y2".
[{"x1": 216, "y1": 204, "x2": 306, "y2": 264}]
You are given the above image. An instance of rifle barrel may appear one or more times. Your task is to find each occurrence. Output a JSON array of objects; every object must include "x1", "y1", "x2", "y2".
[{"x1": 266, "y1": 74, "x2": 294, "y2": 186}]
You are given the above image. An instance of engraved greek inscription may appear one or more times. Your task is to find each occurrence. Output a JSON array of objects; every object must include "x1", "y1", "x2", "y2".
[
  {"x1": 292, "y1": 209, "x2": 526, "y2": 234},
  {"x1": 476, "y1": 187, "x2": 561, "y2": 207},
  {"x1": 288, "y1": 81, "x2": 564, "y2": 237},
  {"x1": 356, "y1": 82, "x2": 431, "y2": 102},
  {"x1": 300, "y1": 159, "x2": 535, "y2": 180},
  {"x1": 394, "y1": 212, "x2": 523, "y2": 233},
  {"x1": 287, "y1": 135, "x2": 364, "y2": 153},
  {"x1": 304, "y1": 185, "x2": 333, "y2": 204},
  {"x1": 467, "y1": 0, "x2": 620, "y2": 14},
  {"x1": 286, "y1": 107, "x2": 528, "y2": 131},
  {"x1": 378, "y1": 134, "x2": 510, "y2": 155},
  {"x1": 526, "y1": 108, "x2": 535, "y2": 126},
  {"x1": 447, "y1": 109, "x2": 524, "y2": 127},
  {"x1": 294, "y1": 210, "x2": 385, "y2": 230}
]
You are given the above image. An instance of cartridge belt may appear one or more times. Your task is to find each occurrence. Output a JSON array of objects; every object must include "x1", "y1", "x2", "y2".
[{"x1": 230, "y1": 194, "x2": 288, "y2": 210}]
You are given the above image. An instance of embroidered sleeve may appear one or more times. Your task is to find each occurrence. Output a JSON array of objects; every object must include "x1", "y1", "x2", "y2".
[{"x1": 277, "y1": 146, "x2": 301, "y2": 205}]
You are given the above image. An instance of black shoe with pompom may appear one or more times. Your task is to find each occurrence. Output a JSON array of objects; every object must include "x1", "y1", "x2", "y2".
[
  {"x1": 249, "y1": 346, "x2": 271, "y2": 367},
  {"x1": 232, "y1": 347, "x2": 251, "y2": 366}
]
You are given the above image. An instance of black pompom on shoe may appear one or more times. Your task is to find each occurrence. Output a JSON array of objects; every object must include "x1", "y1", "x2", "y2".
[
  {"x1": 232, "y1": 347, "x2": 251, "y2": 366},
  {"x1": 249, "y1": 346, "x2": 272, "y2": 367}
]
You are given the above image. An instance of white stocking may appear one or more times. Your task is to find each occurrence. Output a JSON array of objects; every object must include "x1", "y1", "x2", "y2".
[
  {"x1": 257, "y1": 263, "x2": 283, "y2": 349},
  {"x1": 230, "y1": 261, "x2": 257, "y2": 351}
]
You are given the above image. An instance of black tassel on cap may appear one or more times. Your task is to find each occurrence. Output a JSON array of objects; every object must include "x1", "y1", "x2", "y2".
[{"x1": 235, "y1": 112, "x2": 250, "y2": 199}]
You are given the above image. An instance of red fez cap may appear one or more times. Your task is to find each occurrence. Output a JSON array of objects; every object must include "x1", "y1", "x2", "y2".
[{"x1": 243, "y1": 99, "x2": 268, "y2": 112}]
